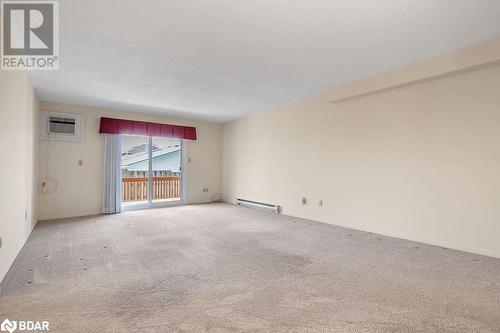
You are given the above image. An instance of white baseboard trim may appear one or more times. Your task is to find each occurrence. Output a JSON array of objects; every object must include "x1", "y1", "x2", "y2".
[
  {"x1": 318, "y1": 218, "x2": 500, "y2": 259},
  {"x1": 375, "y1": 230, "x2": 500, "y2": 259},
  {"x1": 273, "y1": 210, "x2": 500, "y2": 259},
  {"x1": 0, "y1": 220, "x2": 38, "y2": 287}
]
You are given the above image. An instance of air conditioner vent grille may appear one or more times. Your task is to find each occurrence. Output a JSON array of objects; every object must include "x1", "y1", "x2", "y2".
[
  {"x1": 40, "y1": 111, "x2": 85, "y2": 142},
  {"x1": 48, "y1": 116, "x2": 76, "y2": 134}
]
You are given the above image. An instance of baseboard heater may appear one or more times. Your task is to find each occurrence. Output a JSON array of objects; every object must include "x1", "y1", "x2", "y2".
[{"x1": 235, "y1": 198, "x2": 280, "y2": 214}]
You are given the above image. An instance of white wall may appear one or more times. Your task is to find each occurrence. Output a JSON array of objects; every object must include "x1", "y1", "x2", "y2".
[
  {"x1": 0, "y1": 70, "x2": 39, "y2": 283},
  {"x1": 222, "y1": 58, "x2": 500, "y2": 258},
  {"x1": 38, "y1": 102, "x2": 222, "y2": 220}
]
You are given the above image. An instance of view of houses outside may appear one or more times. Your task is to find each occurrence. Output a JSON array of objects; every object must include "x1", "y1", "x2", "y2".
[{"x1": 121, "y1": 136, "x2": 181, "y2": 178}]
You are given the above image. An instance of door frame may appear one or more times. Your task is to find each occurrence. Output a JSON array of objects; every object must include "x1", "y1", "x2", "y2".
[{"x1": 121, "y1": 137, "x2": 187, "y2": 211}]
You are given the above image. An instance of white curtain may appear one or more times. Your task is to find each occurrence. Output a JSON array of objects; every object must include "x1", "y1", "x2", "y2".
[{"x1": 102, "y1": 134, "x2": 122, "y2": 214}]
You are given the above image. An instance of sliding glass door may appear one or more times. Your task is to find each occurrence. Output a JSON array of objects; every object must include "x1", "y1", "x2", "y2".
[{"x1": 121, "y1": 135, "x2": 184, "y2": 209}]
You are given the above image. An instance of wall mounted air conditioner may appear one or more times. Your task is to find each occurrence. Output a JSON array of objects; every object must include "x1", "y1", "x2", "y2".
[{"x1": 40, "y1": 111, "x2": 85, "y2": 141}]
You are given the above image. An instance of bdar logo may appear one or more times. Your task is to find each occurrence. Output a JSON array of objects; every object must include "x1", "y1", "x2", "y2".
[
  {"x1": 0, "y1": 319, "x2": 49, "y2": 332},
  {"x1": 0, "y1": 319, "x2": 17, "y2": 333}
]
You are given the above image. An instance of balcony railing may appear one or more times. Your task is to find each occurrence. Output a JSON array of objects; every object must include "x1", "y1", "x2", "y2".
[{"x1": 122, "y1": 176, "x2": 181, "y2": 202}]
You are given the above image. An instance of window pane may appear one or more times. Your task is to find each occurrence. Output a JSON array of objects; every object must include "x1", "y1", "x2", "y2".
[
  {"x1": 121, "y1": 135, "x2": 149, "y2": 206},
  {"x1": 151, "y1": 137, "x2": 181, "y2": 203}
]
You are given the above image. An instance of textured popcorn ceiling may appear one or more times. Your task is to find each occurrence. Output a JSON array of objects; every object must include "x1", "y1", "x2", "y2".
[{"x1": 30, "y1": 0, "x2": 500, "y2": 122}]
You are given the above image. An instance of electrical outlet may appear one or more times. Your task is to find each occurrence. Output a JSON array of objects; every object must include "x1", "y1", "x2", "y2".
[
  {"x1": 78, "y1": 160, "x2": 83, "y2": 166},
  {"x1": 25, "y1": 210, "x2": 28, "y2": 219},
  {"x1": 319, "y1": 200, "x2": 323, "y2": 207},
  {"x1": 202, "y1": 188, "x2": 209, "y2": 193},
  {"x1": 0, "y1": 237, "x2": 2, "y2": 248},
  {"x1": 302, "y1": 197, "x2": 307, "y2": 205}
]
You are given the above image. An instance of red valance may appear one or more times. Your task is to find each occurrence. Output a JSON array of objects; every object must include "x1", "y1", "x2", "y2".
[{"x1": 99, "y1": 117, "x2": 196, "y2": 140}]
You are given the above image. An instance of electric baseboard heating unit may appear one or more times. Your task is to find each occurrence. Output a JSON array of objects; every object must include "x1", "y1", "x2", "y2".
[{"x1": 236, "y1": 198, "x2": 280, "y2": 213}]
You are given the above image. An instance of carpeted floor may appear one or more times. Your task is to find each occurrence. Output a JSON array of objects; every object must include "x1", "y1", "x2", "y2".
[{"x1": 1, "y1": 203, "x2": 499, "y2": 332}]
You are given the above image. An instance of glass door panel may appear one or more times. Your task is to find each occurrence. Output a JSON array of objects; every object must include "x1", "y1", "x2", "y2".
[
  {"x1": 121, "y1": 135, "x2": 150, "y2": 208},
  {"x1": 151, "y1": 137, "x2": 182, "y2": 204}
]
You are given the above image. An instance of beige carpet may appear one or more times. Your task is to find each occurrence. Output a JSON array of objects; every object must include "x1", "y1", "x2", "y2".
[{"x1": 1, "y1": 203, "x2": 499, "y2": 332}]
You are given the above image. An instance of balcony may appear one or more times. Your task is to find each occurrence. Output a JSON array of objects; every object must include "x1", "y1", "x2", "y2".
[{"x1": 122, "y1": 176, "x2": 181, "y2": 202}]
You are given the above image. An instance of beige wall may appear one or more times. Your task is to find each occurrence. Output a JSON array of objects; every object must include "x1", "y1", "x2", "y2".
[
  {"x1": 222, "y1": 62, "x2": 500, "y2": 258},
  {"x1": 38, "y1": 102, "x2": 222, "y2": 220},
  {"x1": 0, "y1": 70, "x2": 39, "y2": 282}
]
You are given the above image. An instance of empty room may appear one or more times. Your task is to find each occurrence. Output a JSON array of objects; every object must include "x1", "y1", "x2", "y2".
[{"x1": 1, "y1": 0, "x2": 500, "y2": 332}]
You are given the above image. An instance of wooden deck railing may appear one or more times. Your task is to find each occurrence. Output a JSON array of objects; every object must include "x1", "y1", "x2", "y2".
[{"x1": 122, "y1": 176, "x2": 180, "y2": 202}]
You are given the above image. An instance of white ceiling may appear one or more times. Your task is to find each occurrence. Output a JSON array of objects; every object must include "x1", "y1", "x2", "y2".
[{"x1": 30, "y1": 0, "x2": 500, "y2": 122}]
